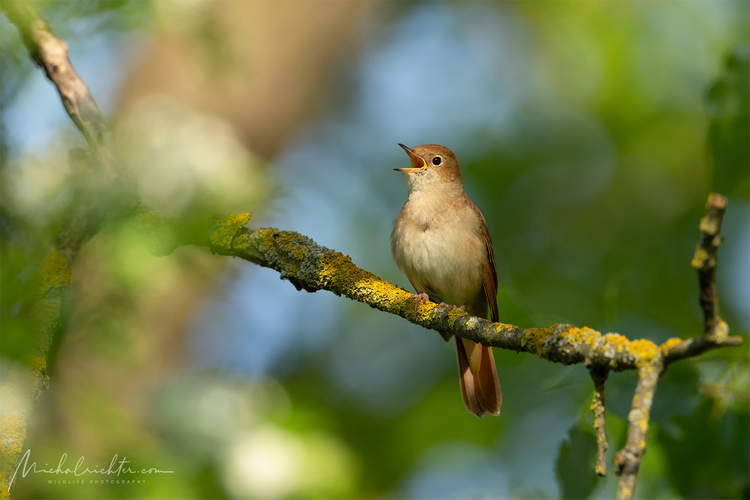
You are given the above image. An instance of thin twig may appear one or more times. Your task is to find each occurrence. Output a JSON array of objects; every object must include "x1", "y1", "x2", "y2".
[
  {"x1": 589, "y1": 367, "x2": 609, "y2": 477},
  {"x1": 0, "y1": 0, "x2": 112, "y2": 169},
  {"x1": 692, "y1": 193, "x2": 729, "y2": 340},
  {"x1": 661, "y1": 334, "x2": 742, "y2": 366}
]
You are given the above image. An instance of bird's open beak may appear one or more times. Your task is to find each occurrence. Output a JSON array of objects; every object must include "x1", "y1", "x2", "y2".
[{"x1": 395, "y1": 143, "x2": 426, "y2": 172}]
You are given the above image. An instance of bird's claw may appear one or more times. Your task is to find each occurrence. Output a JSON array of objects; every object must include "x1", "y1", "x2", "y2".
[
  {"x1": 408, "y1": 293, "x2": 431, "y2": 319},
  {"x1": 438, "y1": 302, "x2": 465, "y2": 318}
]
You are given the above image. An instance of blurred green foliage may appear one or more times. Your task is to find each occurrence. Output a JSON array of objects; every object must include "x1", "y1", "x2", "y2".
[
  {"x1": 1, "y1": 1, "x2": 748, "y2": 500},
  {"x1": 659, "y1": 399, "x2": 750, "y2": 499},
  {"x1": 708, "y1": 46, "x2": 750, "y2": 198},
  {"x1": 555, "y1": 424, "x2": 598, "y2": 500}
]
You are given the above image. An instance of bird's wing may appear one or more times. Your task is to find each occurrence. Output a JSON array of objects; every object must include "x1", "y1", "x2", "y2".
[{"x1": 470, "y1": 202, "x2": 499, "y2": 322}]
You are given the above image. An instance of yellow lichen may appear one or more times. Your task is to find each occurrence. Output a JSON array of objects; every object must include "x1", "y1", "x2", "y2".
[
  {"x1": 0, "y1": 410, "x2": 27, "y2": 498},
  {"x1": 638, "y1": 416, "x2": 649, "y2": 433},
  {"x1": 290, "y1": 244, "x2": 308, "y2": 260},
  {"x1": 358, "y1": 279, "x2": 403, "y2": 307},
  {"x1": 0, "y1": 412, "x2": 25, "y2": 457},
  {"x1": 691, "y1": 247, "x2": 709, "y2": 269},
  {"x1": 267, "y1": 232, "x2": 310, "y2": 261},
  {"x1": 603, "y1": 333, "x2": 630, "y2": 347},
  {"x1": 559, "y1": 326, "x2": 600, "y2": 346},
  {"x1": 444, "y1": 307, "x2": 468, "y2": 327},
  {"x1": 38, "y1": 250, "x2": 71, "y2": 293},
  {"x1": 699, "y1": 215, "x2": 718, "y2": 235},
  {"x1": 210, "y1": 213, "x2": 251, "y2": 248},
  {"x1": 559, "y1": 326, "x2": 582, "y2": 343},
  {"x1": 659, "y1": 337, "x2": 683, "y2": 353},
  {"x1": 255, "y1": 227, "x2": 276, "y2": 249},
  {"x1": 29, "y1": 355, "x2": 47, "y2": 378},
  {"x1": 712, "y1": 319, "x2": 730, "y2": 342},
  {"x1": 319, "y1": 252, "x2": 372, "y2": 290},
  {"x1": 523, "y1": 327, "x2": 555, "y2": 356},
  {"x1": 628, "y1": 339, "x2": 658, "y2": 364},
  {"x1": 595, "y1": 333, "x2": 629, "y2": 356}
]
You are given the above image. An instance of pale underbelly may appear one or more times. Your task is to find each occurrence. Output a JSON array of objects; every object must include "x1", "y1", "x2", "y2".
[{"x1": 397, "y1": 226, "x2": 484, "y2": 306}]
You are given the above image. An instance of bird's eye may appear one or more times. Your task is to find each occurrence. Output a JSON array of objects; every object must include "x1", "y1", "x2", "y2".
[{"x1": 432, "y1": 156, "x2": 442, "y2": 166}]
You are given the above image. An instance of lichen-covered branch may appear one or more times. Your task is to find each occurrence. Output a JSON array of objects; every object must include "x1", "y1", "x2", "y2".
[
  {"x1": 661, "y1": 332, "x2": 742, "y2": 365},
  {"x1": 589, "y1": 367, "x2": 609, "y2": 477},
  {"x1": 660, "y1": 195, "x2": 739, "y2": 364},
  {"x1": 613, "y1": 359, "x2": 663, "y2": 500},
  {"x1": 139, "y1": 212, "x2": 742, "y2": 375},
  {"x1": 0, "y1": 160, "x2": 115, "y2": 494},
  {"x1": 692, "y1": 193, "x2": 728, "y2": 340},
  {"x1": 0, "y1": 250, "x2": 75, "y2": 498}
]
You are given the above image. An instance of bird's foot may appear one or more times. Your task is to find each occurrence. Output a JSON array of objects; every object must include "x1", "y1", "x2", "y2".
[
  {"x1": 438, "y1": 303, "x2": 465, "y2": 318},
  {"x1": 408, "y1": 293, "x2": 431, "y2": 319}
]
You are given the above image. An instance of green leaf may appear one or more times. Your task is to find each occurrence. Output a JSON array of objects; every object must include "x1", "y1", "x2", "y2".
[
  {"x1": 658, "y1": 398, "x2": 750, "y2": 498},
  {"x1": 650, "y1": 360, "x2": 701, "y2": 426},
  {"x1": 556, "y1": 424, "x2": 599, "y2": 500}
]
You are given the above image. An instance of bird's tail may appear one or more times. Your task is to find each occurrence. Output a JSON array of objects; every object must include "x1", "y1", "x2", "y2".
[{"x1": 455, "y1": 337, "x2": 502, "y2": 418}]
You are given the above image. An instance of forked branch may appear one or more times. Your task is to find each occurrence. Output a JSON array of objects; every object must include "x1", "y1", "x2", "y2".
[{"x1": 611, "y1": 193, "x2": 734, "y2": 500}]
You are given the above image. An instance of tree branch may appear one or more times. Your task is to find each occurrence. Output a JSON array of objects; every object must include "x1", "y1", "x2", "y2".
[
  {"x1": 0, "y1": 3, "x2": 125, "y2": 497},
  {"x1": 613, "y1": 359, "x2": 663, "y2": 500},
  {"x1": 661, "y1": 333, "x2": 742, "y2": 365},
  {"x1": 0, "y1": 0, "x2": 114, "y2": 173},
  {"x1": 133, "y1": 211, "x2": 743, "y2": 374},
  {"x1": 692, "y1": 193, "x2": 728, "y2": 340},
  {"x1": 589, "y1": 367, "x2": 609, "y2": 477},
  {"x1": 659, "y1": 194, "x2": 740, "y2": 367}
]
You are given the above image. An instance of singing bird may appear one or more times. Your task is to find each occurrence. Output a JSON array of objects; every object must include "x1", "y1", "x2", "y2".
[{"x1": 391, "y1": 143, "x2": 502, "y2": 418}]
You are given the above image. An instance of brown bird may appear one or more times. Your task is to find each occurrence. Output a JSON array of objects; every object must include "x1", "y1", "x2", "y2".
[{"x1": 391, "y1": 143, "x2": 502, "y2": 418}]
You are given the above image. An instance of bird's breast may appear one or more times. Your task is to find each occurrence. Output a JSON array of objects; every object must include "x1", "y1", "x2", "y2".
[{"x1": 391, "y1": 196, "x2": 486, "y2": 307}]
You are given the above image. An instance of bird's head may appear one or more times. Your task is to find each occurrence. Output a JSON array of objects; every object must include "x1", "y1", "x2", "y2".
[{"x1": 395, "y1": 143, "x2": 463, "y2": 194}]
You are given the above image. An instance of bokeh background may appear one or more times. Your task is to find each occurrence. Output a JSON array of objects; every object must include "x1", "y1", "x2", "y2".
[{"x1": 1, "y1": 1, "x2": 748, "y2": 499}]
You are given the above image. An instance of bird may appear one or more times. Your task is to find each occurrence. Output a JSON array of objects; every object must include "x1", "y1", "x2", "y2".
[{"x1": 391, "y1": 143, "x2": 502, "y2": 418}]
